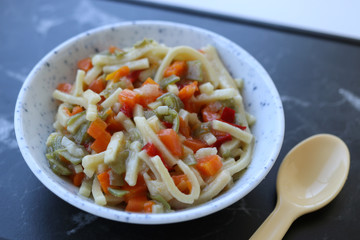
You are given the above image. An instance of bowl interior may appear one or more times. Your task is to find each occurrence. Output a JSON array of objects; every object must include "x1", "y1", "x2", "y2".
[{"x1": 15, "y1": 21, "x2": 284, "y2": 224}]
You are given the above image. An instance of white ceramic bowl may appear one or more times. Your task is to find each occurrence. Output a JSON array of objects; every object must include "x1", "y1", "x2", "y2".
[{"x1": 14, "y1": 20, "x2": 284, "y2": 224}]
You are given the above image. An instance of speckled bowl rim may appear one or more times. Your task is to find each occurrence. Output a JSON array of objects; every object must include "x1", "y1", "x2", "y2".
[{"x1": 14, "y1": 20, "x2": 284, "y2": 224}]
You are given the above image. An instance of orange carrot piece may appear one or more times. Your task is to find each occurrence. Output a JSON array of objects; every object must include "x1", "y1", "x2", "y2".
[
  {"x1": 105, "y1": 111, "x2": 123, "y2": 133},
  {"x1": 108, "y1": 45, "x2": 120, "y2": 54},
  {"x1": 87, "y1": 118, "x2": 107, "y2": 139},
  {"x1": 118, "y1": 89, "x2": 140, "y2": 108},
  {"x1": 57, "y1": 83, "x2": 72, "y2": 93},
  {"x1": 72, "y1": 172, "x2": 85, "y2": 187},
  {"x1": 71, "y1": 106, "x2": 84, "y2": 116},
  {"x1": 179, "y1": 116, "x2": 190, "y2": 138},
  {"x1": 90, "y1": 131, "x2": 111, "y2": 153},
  {"x1": 97, "y1": 170, "x2": 110, "y2": 194},
  {"x1": 136, "y1": 83, "x2": 163, "y2": 107},
  {"x1": 77, "y1": 57, "x2": 93, "y2": 72},
  {"x1": 172, "y1": 174, "x2": 191, "y2": 194},
  {"x1": 88, "y1": 78, "x2": 105, "y2": 94},
  {"x1": 158, "y1": 129, "x2": 183, "y2": 157},
  {"x1": 178, "y1": 81, "x2": 198, "y2": 101},
  {"x1": 125, "y1": 195, "x2": 148, "y2": 212},
  {"x1": 183, "y1": 138, "x2": 208, "y2": 153},
  {"x1": 142, "y1": 77, "x2": 159, "y2": 86},
  {"x1": 163, "y1": 60, "x2": 187, "y2": 77},
  {"x1": 122, "y1": 175, "x2": 148, "y2": 202},
  {"x1": 196, "y1": 155, "x2": 223, "y2": 177},
  {"x1": 106, "y1": 65, "x2": 130, "y2": 82},
  {"x1": 144, "y1": 201, "x2": 155, "y2": 213}
]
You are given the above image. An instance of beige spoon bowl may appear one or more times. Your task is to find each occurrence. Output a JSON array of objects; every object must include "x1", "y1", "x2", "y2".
[{"x1": 250, "y1": 134, "x2": 350, "y2": 240}]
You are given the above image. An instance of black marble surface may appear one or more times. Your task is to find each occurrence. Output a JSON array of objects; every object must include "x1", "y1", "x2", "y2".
[{"x1": 1, "y1": 0, "x2": 359, "y2": 239}]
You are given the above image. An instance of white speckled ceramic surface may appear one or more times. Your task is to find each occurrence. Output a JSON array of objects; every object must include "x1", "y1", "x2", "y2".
[{"x1": 14, "y1": 20, "x2": 284, "y2": 224}]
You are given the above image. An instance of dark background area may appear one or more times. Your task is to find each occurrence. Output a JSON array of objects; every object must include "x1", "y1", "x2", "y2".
[{"x1": 1, "y1": 0, "x2": 359, "y2": 239}]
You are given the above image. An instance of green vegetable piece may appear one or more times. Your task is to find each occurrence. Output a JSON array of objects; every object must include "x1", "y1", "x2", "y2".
[
  {"x1": 73, "y1": 121, "x2": 91, "y2": 145},
  {"x1": 46, "y1": 153, "x2": 72, "y2": 176},
  {"x1": 160, "y1": 75, "x2": 180, "y2": 90},
  {"x1": 186, "y1": 60, "x2": 203, "y2": 81},
  {"x1": 100, "y1": 82, "x2": 123, "y2": 98},
  {"x1": 128, "y1": 128, "x2": 141, "y2": 142},
  {"x1": 150, "y1": 194, "x2": 171, "y2": 212},
  {"x1": 67, "y1": 111, "x2": 87, "y2": 134},
  {"x1": 169, "y1": 109, "x2": 180, "y2": 133},
  {"x1": 134, "y1": 38, "x2": 153, "y2": 48},
  {"x1": 109, "y1": 150, "x2": 129, "y2": 175},
  {"x1": 144, "y1": 110, "x2": 156, "y2": 119},
  {"x1": 193, "y1": 122, "x2": 211, "y2": 137},
  {"x1": 108, "y1": 188, "x2": 129, "y2": 197},
  {"x1": 157, "y1": 92, "x2": 183, "y2": 112},
  {"x1": 56, "y1": 149, "x2": 82, "y2": 165},
  {"x1": 46, "y1": 133, "x2": 63, "y2": 153}
]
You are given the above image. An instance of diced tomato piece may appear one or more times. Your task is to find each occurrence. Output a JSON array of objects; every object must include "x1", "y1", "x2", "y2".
[
  {"x1": 220, "y1": 107, "x2": 235, "y2": 123},
  {"x1": 142, "y1": 142, "x2": 159, "y2": 157},
  {"x1": 158, "y1": 129, "x2": 183, "y2": 157},
  {"x1": 88, "y1": 78, "x2": 105, "y2": 94},
  {"x1": 183, "y1": 138, "x2": 208, "y2": 153},
  {"x1": 196, "y1": 155, "x2": 223, "y2": 177},
  {"x1": 178, "y1": 81, "x2": 198, "y2": 101},
  {"x1": 120, "y1": 103, "x2": 133, "y2": 118},
  {"x1": 57, "y1": 83, "x2": 72, "y2": 93},
  {"x1": 77, "y1": 57, "x2": 93, "y2": 72},
  {"x1": 201, "y1": 102, "x2": 222, "y2": 122},
  {"x1": 163, "y1": 60, "x2": 187, "y2": 77},
  {"x1": 126, "y1": 70, "x2": 142, "y2": 83},
  {"x1": 142, "y1": 142, "x2": 172, "y2": 170}
]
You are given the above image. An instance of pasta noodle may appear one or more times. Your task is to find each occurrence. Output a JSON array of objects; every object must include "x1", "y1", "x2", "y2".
[{"x1": 45, "y1": 39, "x2": 254, "y2": 213}]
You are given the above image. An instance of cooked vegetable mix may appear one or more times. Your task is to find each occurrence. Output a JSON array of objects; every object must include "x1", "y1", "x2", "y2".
[{"x1": 47, "y1": 39, "x2": 255, "y2": 213}]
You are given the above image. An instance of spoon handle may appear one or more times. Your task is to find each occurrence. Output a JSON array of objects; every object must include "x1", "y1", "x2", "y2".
[{"x1": 250, "y1": 199, "x2": 300, "y2": 240}]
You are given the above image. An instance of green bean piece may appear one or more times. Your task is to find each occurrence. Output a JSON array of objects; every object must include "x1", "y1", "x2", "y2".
[
  {"x1": 134, "y1": 38, "x2": 153, "y2": 48},
  {"x1": 67, "y1": 111, "x2": 87, "y2": 134},
  {"x1": 46, "y1": 153, "x2": 72, "y2": 176},
  {"x1": 157, "y1": 92, "x2": 183, "y2": 112},
  {"x1": 193, "y1": 122, "x2": 211, "y2": 137},
  {"x1": 46, "y1": 133, "x2": 63, "y2": 153},
  {"x1": 144, "y1": 110, "x2": 156, "y2": 119},
  {"x1": 73, "y1": 121, "x2": 91, "y2": 145},
  {"x1": 108, "y1": 188, "x2": 129, "y2": 197},
  {"x1": 160, "y1": 75, "x2": 180, "y2": 90},
  {"x1": 186, "y1": 60, "x2": 203, "y2": 81},
  {"x1": 56, "y1": 149, "x2": 82, "y2": 165}
]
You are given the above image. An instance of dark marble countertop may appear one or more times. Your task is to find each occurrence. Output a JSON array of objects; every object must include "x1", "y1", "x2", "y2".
[{"x1": 1, "y1": 0, "x2": 359, "y2": 239}]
